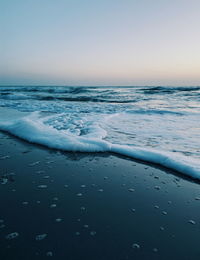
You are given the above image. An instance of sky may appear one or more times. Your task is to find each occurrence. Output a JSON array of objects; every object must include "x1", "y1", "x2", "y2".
[{"x1": 0, "y1": 0, "x2": 200, "y2": 86}]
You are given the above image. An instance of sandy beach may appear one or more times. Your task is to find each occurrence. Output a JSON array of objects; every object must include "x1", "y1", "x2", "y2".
[{"x1": 0, "y1": 131, "x2": 200, "y2": 260}]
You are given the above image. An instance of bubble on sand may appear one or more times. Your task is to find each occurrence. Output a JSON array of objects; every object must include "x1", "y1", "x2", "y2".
[
  {"x1": 0, "y1": 155, "x2": 10, "y2": 160},
  {"x1": 36, "y1": 170, "x2": 45, "y2": 174},
  {"x1": 84, "y1": 224, "x2": 89, "y2": 228},
  {"x1": 50, "y1": 204, "x2": 56, "y2": 208},
  {"x1": 6, "y1": 232, "x2": 19, "y2": 240},
  {"x1": 35, "y1": 234, "x2": 47, "y2": 240},
  {"x1": 1, "y1": 178, "x2": 8, "y2": 185},
  {"x1": 46, "y1": 251, "x2": 53, "y2": 257},
  {"x1": 29, "y1": 161, "x2": 40, "y2": 166},
  {"x1": 38, "y1": 185, "x2": 47, "y2": 189},
  {"x1": 55, "y1": 218, "x2": 62, "y2": 222},
  {"x1": 77, "y1": 193, "x2": 83, "y2": 197},
  {"x1": 132, "y1": 243, "x2": 140, "y2": 249}
]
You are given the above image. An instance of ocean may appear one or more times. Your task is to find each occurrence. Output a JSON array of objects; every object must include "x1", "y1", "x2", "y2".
[{"x1": 0, "y1": 86, "x2": 200, "y2": 179}]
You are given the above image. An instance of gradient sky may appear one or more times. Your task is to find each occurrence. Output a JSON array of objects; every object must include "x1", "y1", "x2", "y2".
[{"x1": 1, "y1": 0, "x2": 200, "y2": 86}]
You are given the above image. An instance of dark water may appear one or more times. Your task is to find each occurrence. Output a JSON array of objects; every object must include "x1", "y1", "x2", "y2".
[{"x1": 1, "y1": 132, "x2": 200, "y2": 260}]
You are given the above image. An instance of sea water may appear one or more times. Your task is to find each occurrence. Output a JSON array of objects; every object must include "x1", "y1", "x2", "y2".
[{"x1": 0, "y1": 86, "x2": 199, "y2": 179}]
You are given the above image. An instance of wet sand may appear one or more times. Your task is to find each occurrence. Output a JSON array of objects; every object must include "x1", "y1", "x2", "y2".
[{"x1": 0, "y1": 131, "x2": 200, "y2": 260}]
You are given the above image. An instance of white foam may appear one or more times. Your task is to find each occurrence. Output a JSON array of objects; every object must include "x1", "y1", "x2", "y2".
[{"x1": 0, "y1": 108, "x2": 200, "y2": 180}]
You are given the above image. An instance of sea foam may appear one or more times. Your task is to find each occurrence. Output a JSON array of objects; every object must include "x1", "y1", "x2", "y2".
[{"x1": 0, "y1": 108, "x2": 200, "y2": 180}]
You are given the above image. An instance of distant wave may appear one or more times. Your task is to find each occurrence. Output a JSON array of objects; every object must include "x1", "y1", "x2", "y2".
[{"x1": 141, "y1": 86, "x2": 200, "y2": 94}]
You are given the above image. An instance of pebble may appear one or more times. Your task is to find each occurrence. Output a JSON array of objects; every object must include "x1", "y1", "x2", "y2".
[{"x1": 128, "y1": 188, "x2": 135, "y2": 192}]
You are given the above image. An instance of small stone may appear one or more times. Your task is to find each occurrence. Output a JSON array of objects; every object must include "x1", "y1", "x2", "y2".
[
  {"x1": 154, "y1": 186, "x2": 160, "y2": 190},
  {"x1": 128, "y1": 188, "x2": 135, "y2": 192},
  {"x1": 189, "y1": 220, "x2": 196, "y2": 225}
]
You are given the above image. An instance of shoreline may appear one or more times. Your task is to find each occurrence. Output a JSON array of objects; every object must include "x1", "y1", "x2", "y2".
[{"x1": 1, "y1": 131, "x2": 200, "y2": 259}]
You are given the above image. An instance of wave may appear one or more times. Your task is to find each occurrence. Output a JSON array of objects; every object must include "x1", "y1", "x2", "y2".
[
  {"x1": 126, "y1": 109, "x2": 184, "y2": 116},
  {"x1": 0, "y1": 93, "x2": 137, "y2": 103},
  {"x1": 141, "y1": 86, "x2": 200, "y2": 95},
  {"x1": 0, "y1": 109, "x2": 199, "y2": 180}
]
